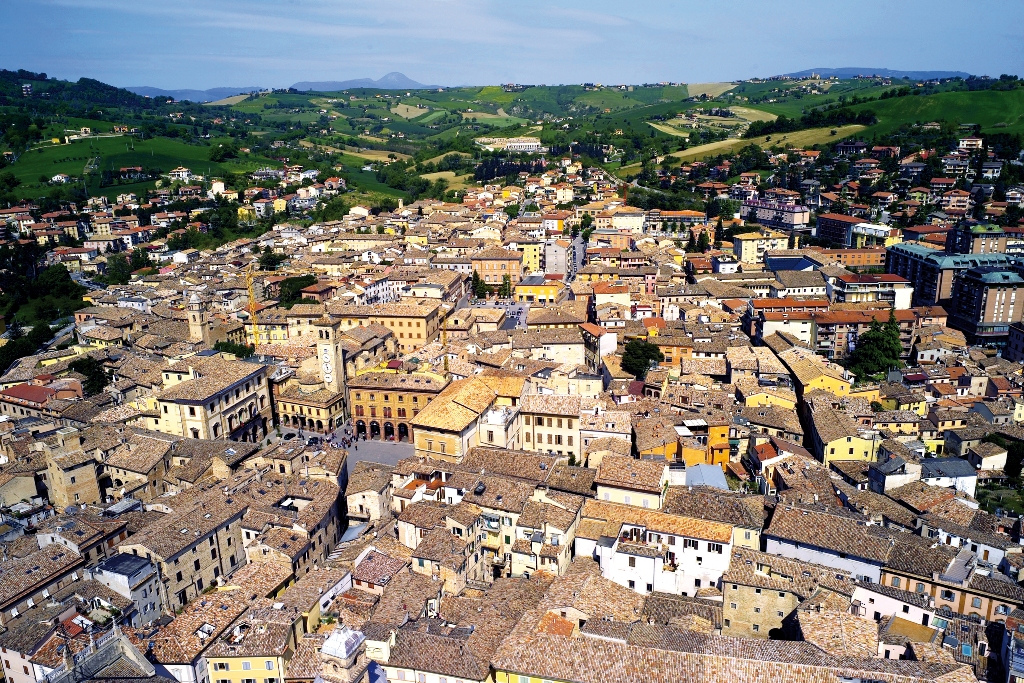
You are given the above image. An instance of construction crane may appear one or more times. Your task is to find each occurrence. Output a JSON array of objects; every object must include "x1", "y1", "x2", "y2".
[
  {"x1": 441, "y1": 314, "x2": 449, "y2": 374},
  {"x1": 245, "y1": 261, "x2": 260, "y2": 349}
]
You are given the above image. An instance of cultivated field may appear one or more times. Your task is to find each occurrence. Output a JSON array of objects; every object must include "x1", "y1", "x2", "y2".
[
  {"x1": 730, "y1": 106, "x2": 777, "y2": 122},
  {"x1": 647, "y1": 122, "x2": 690, "y2": 137},
  {"x1": 392, "y1": 103, "x2": 430, "y2": 119},
  {"x1": 297, "y1": 140, "x2": 410, "y2": 161},
  {"x1": 687, "y1": 82, "x2": 736, "y2": 98},
  {"x1": 205, "y1": 94, "x2": 250, "y2": 106}
]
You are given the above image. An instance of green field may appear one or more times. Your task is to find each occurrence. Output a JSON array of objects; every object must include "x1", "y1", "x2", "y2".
[
  {"x1": 8, "y1": 135, "x2": 272, "y2": 198},
  {"x1": 848, "y1": 89, "x2": 1024, "y2": 135},
  {"x1": 413, "y1": 110, "x2": 447, "y2": 124}
]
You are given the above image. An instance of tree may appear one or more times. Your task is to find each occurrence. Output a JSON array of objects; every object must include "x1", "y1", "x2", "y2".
[
  {"x1": 697, "y1": 229, "x2": 711, "y2": 252},
  {"x1": 620, "y1": 339, "x2": 665, "y2": 380},
  {"x1": 259, "y1": 251, "x2": 287, "y2": 271},
  {"x1": 685, "y1": 231, "x2": 697, "y2": 253},
  {"x1": 846, "y1": 309, "x2": 902, "y2": 380},
  {"x1": 105, "y1": 254, "x2": 132, "y2": 285},
  {"x1": 214, "y1": 340, "x2": 255, "y2": 358},
  {"x1": 279, "y1": 275, "x2": 318, "y2": 306},
  {"x1": 471, "y1": 270, "x2": 490, "y2": 299},
  {"x1": 498, "y1": 274, "x2": 513, "y2": 299},
  {"x1": 68, "y1": 356, "x2": 109, "y2": 395},
  {"x1": 7, "y1": 318, "x2": 23, "y2": 340},
  {"x1": 129, "y1": 248, "x2": 151, "y2": 271}
]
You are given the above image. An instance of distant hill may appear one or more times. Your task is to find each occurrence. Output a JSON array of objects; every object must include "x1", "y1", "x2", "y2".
[
  {"x1": 291, "y1": 72, "x2": 439, "y2": 91},
  {"x1": 785, "y1": 67, "x2": 971, "y2": 80},
  {"x1": 124, "y1": 86, "x2": 262, "y2": 103}
]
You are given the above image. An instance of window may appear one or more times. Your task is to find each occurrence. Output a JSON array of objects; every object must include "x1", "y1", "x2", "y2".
[
  {"x1": 730, "y1": 602, "x2": 737, "y2": 609},
  {"x1": 752, "y1": 624, "x2": 759, "y2": 632},
  {"x1": 628, "y1": 557, "x2": 635, "y2": 568},
  {"x1": 972, "y1": 597, "x2": 982, "y2": 608},
  {"x1": 891, "y1": 577, "x2": 901, "y2": 588},
  {"x1": 916, "y1": 583, "x2": 925, "y2": 593},
  {"x1": 777, "y1": 611, "x2": 784, "y2": 617},
  {"x1": 754, "y1": 607, "x2": 761, "y2": 613},
  {"x1": 940, "y1": 590, "x2": 955, "y2": 601},
  {"x1": 709, "y1": 543, "x2": 723, "y2": 554},
  {"x1": 265, "y1": 662, "x2": 274, "y2": 671},
  {"x1": 628, "y1": 580, "x2": 635, "y2": 589},
  {"x1": 243, "y1": 663, "x2": 251, "y2": 671},
  {"x1": 216, "y1": 664, "x2": 229, "y2": 671}
]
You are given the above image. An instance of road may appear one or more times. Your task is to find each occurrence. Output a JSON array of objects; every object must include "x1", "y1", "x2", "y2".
[{"x1": 570, "y1": 236, "x2": 586, "y2": 279}]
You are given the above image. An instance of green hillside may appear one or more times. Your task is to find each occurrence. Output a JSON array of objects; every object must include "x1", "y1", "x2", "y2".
[
  {"x1": 8, "y1": 135, "x2": 271, "y2": 198},
  {"x1": 848, "y1": 89, "x2": 1024, "y2": 135}
]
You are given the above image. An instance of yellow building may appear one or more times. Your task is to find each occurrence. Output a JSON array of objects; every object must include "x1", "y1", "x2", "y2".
[
  {"x1": 732, "y1": 228, "x2": 789, "y2": 264},
  {"x1": 810, "y1": 406, "x2": 882, "y2": 466},
  {"x1": 333, "y1": 301, "x2": 441, "y2": 354},
  {"x1": 513, "y1": 241, "x2": 543, "y2": 274},
  {"x1": 204, "y1": 606, "x2": 296, "y2": 683},
  {"x1": 237, "y1": 205, "x2": 257, "y2": 222},
  {"x1": 514, "y1": 275, "x2": 566, "y2": 304},
  {"x1": 347, "y1": 371, "x2": 448, "y2": 442},
  {"x1": 782, "y1": 351, "x2": 852, "y2": 399},
  {"x1": 409, "y1": 376, "x2": 516, "y2": 462},
  {"x1": 276, "y1": 386, "x2": 346, "y2": 434},
  {"x1": 877, "y1": 390, "x2": 928, "y2": 416},
  {"x1": 735, "y1": 379, "x2": 798, "y2": 411},
  {"x1": 273, "y1": 197, "x2": 288, "y2": 213}
]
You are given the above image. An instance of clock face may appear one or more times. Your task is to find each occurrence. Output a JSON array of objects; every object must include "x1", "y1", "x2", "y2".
[
  {"x1": 322, "y1": 362, "x2": 332, "y2": 374},
  {"x1": 324, "y1": 374, "x2": 333, "y2": 384}
]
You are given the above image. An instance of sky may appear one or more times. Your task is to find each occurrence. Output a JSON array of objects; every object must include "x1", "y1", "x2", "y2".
[{"x1": 2, "y1": 0, "x2": 1024, "y2": 90}]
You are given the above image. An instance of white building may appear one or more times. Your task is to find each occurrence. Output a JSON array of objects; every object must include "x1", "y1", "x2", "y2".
[
  {"x1": 89, "y1": 553, "x2": 163, "y2": 627},
  {"x1": 575, "y1": 500, "x2": 733, "y2": 596},
  {"x1": 851, "y1": 582, "x2": 935, "y2": 626}
]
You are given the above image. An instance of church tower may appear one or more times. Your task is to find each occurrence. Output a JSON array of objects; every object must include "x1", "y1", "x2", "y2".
[
  {"x1": 314, "y1": 316, "x2": 344, "y2": 394},
  {"x1": 188, "y1": 293, "x2": 207, "y2": 343}
]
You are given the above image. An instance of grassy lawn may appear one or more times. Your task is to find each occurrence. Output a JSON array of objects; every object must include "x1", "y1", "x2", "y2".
[
  {"x1": 419, "y1": 170, "x2": 473, "y2": 190},
  {"x1": 977, "y1": 485, "x2": 1024, "y2": 515}
]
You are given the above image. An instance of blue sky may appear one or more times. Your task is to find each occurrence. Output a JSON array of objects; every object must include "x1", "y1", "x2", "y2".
[{"x1": 2, "y1": 0, "x2": 1023, "y2": 89}]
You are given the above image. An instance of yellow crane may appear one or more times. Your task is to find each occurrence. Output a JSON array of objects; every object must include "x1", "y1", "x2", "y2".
[{"x1": 245, "y1": 261, "x2": 260, "y2": 348}]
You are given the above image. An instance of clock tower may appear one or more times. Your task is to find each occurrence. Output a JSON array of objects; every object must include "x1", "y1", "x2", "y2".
[{"x1": 314, "y1": 316, "x2": 344, "y2": 394}]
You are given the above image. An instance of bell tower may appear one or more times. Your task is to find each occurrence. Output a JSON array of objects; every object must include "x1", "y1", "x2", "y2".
[
  {"x1": 314, "y1": 316, "x2": 344, "y2": 394},
  {"x1": 188, "y1": 293, "x2": 207, "y2": 343}
]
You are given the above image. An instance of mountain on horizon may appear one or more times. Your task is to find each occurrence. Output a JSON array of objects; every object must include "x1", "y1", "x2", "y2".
[
  {"x1": 291, "y1": 72, "x2": 439, "y2": 91},
  {"x1": 125, "y1": 86, "x2": 262, "y2": 103},
  {"x1": 784, "y1": 67, "x2": 971, "y2": 80}
]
